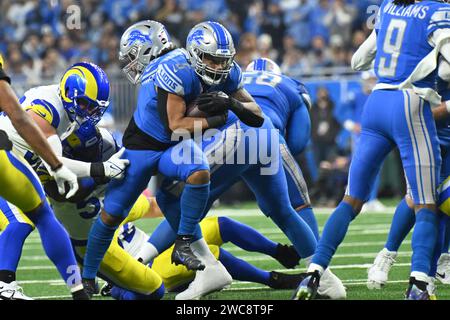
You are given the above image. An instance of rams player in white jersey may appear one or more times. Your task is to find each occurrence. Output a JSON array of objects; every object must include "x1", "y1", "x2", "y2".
[
  {"x1": 0, "y1": 55, "x2": 88, "y2": 299},
  {"x1": 0, "y1": 125, "x2": 165, "y2": 300},
  {"x1": 0, "y1": 61, "x2": 129, "y2": 299}
]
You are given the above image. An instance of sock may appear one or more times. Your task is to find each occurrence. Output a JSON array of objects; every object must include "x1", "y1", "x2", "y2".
[
  {"x1": 270, "y1": 206, "x2": 317, "y2": 259},
  {"x1": 311, "y1": 201, "x2": 356, "y2": 268},
  {"x1": 0, "y1": 270, "x2": 16, "y2": 283},
  {"x1": 147, "y1": 219, "x2": 176, "y2": 255},
  {"x1": 385, "y1": 198, "x2": 415, "y2": 252},
  {"x1": 218, "y1": 216, "x2": 278, "y2": 256},
  {"x1": 297, "y1": 207, "x2": 320, "y2": 240},
  {"x1": 136, "y1": 241, "x2": 159, "y2": 265},
  {"x1": 178, "y1": 183, "x2": 209, "y2": 235},
  {"x1": 411, "y1": 208, "x2": 438, "y2": 275},
  {"x1": 440, "y1": 214, "x2": 450, "y2": 253},
  {"x1": 111, "y1": 283, "x2": 165, "y2": 300},
  {"x1": 82, "y1": 217, "x2": 117, "y2": 279},
  {"x1": 430, "y1": 212, "x2": 446, "y2": 277},
  {"x1": 191, "y1": 237, "x2": 217, "y2": 266},
  {"x1": 30, "y1": 201, "x2": 82, "y2": 289},
  {"x1": 218, "y1": 248, "x2": 270, "y2": 285},
  {"x1": 0, "y1": 222, "x2": 33, "y2": 272}
]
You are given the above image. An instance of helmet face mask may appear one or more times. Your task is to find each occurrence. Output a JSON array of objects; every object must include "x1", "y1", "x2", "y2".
[
  {"x1": 119, "y1": 20, "x2": 172, "y2": 84},
  {"x1": 186, "y1": 21, "x2": 236, "y2": 86}
]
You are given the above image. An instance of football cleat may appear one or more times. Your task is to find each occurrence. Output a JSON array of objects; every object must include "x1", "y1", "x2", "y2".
[
  {"x1": 268, "y1": 271, "x2": 307, "y2": 290},
  {"x1": 405, "y1": 277, "x2": 430, "y2": 300},
  {"x1": 292, "y1": 270, "x2": 320, "y2": 300},
  {"x1": 367, "y1": 248, "x2": 397, "y2": 289},
  {"x1": 100, "y1": 282, "x2": 114, "y2": 297},
  {"x1": 175, "y1": 261, "x2": 232, "y2": 300},
  {"x1": 82, "y1": 278, "x2": 99, "y2": 298},
  {"x1": 71, "y1": 288, "x2": 90, "y2": 300},
  {"x1": 0, "y1": 281, "x2": 33, "y2": 300},
  {"x1": 317, "y1": 268, "x2": 347, "y2": 299},
  {"x1": 436, "y1": 253, "x2": 450, "y2": 284},
  {"x1": 274, "y1": 244, "x2": 301, "y2": 269},
  {"x1": 172, "y1": 235, "x2": 206, "y2": 271}
]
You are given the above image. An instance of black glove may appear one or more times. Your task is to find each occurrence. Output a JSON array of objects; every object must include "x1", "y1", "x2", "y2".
[
  {"x1": 197, "y1": 92, "x2": 230, "y2": 114},
  {"x1": 206, "y1": 111, "x2": 228, "y2": 128}
]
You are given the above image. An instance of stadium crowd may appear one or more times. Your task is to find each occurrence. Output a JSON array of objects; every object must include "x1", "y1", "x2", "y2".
[{"x1": 0, "y1": 0, "x2": 380, "y2": 84}]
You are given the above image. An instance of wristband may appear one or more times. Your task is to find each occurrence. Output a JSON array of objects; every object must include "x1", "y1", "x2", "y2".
[
  {"x1": 446, "y1": 100, "x2": 450, "y2": 114},
  {"x1": 90, "y1": 162, "x2": 105, "y2": 178},
  {"x1": 51, "y1": 163, "x2": 63, "y2": 172}
]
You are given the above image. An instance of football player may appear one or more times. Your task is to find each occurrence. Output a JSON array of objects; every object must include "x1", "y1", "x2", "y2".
[
  {"x1": 0, "y1": 55, "x2": 86, "y2": 299},
  {"x1": 367, "y1": 58, "x2": 450, "y2": 296},
  {"x1": 81, "y1": 20, "x2": 264, "y2": 295},
  {"x1": 294, "y1": 0, "x2": 450, "y2": 300},
  {"x1": 0, "y1": 125, "x2": 165, "y2": 300}
]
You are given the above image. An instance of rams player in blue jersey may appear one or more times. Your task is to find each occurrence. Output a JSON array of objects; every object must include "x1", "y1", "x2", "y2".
[
  {"x1": 81, "y1": 20, "x2": 264, "y2": 295},
  {"x1": 294, "y1": 0, "x2": 450, "y2": 300},
  {"x1": 367, "y1": 58, "x2": 450, "y2": 296},
  {"x1": 0, "y1": 55, "x2": 89, "y2": 299}
]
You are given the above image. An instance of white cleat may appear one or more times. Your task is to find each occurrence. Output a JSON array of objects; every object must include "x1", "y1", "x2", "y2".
[
  {"x1": 317, "y1": 268, "x2": 347, "y2": 299},
  {"x1": 175, "y1": 261, "x2": 232, "y2": 300},
  {"x1": 367, "y1": 248, "x2": 397, "y2": 289},
  {"x1": 436, "y1": 253, "x2": 450, "y2": 284},
  {"x1": 0, "y1": 281, "x2": 33, "y2": 300},
  {"x1": 361, "y1": 199, "x2": 387, "y2": 213}
]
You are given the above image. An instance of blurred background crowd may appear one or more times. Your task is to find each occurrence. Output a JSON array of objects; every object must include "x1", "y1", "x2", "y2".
[
  {"x1": 1, "y1": 0, "x2": 404, "y2": 207},
  {"x1": 0, "y1": 0, "x2": 380, "y2": 82}
]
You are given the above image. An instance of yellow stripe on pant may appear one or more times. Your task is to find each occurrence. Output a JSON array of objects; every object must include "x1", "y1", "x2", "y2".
[{"x1": 0, "y1": 149, "x2": 45, "y2": 213}]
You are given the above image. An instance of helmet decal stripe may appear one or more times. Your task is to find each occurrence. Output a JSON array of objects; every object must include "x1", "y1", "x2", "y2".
[
  {"x1": 208, "y1": 21, "x2": 228, "y2": 50},
  {"x1": 73, "y1": 66, "x2": 99, "y2": 102}
]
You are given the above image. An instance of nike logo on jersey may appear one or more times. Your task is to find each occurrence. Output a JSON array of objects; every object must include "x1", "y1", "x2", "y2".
[{"x1": 436, "y1": 272, "x2": 446, "y2": 279}]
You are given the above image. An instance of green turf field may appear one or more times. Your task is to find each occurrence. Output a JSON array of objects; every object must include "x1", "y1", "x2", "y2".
[{"x1": 15, "y1": 200, "x2": 450, "y2": 300}]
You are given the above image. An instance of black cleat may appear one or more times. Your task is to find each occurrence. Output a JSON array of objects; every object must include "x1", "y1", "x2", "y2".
[
  {"x1": 100, "y1": 282, "x2": 114, "y2": 297},
  {"x1": 71, "y1": 288, "x2": 90, "y2": 300},
  {"x1": 405, "y1": 277, "x2": 430, "y2": 300},
  {"x1": 274, "y1": 244, "x2": 300, "y2": 269},
  {"x1": 292, "y1": 270, "x2": 320, "y2": 300},
  {"x1": 268, "y1": 271, "x2": 308, "y2": 290},
  {"x1": 171, "y1": 235, "x2": 205, "y2": 271},
  {"x1": 82, "y1": 278, "x2": 99, "y2": 299}
]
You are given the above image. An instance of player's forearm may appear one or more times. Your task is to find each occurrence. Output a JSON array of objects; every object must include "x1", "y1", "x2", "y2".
[
  {"x1": 230, "y1": 89, "x2": 264, "y2": 127},
  {"x1": 351, "y1": 30, "x2": 377, "y2": 71},
  {"x1": 169, "y1": 117, "x2": 209, "y2": 133},
  {"x1": 0, "y1": 81, "x2": 62, "y2": 170},
  {"x1": 433, "y1": 101, "x2": 450, "y2": 121}
]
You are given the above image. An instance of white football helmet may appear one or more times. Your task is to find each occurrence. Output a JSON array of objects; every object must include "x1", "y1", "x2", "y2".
[{"x1": 119, "y1": 20, "x2": 173, "y2": 84}]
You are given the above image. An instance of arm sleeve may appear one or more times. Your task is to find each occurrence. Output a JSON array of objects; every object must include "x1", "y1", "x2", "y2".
[
  {"x1": 430, "y1": 28, "x2": 450, "y2": 64},
  {"x1": 351, "y1": 29, "x2": 377, "y2": 71},
  {"x1": 43, "y1": 134, "x2": 91, "y2": 177}
]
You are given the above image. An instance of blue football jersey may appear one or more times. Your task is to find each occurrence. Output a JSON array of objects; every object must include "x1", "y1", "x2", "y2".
[
  {"x1": 375, "y1": 0, "x2": 450, "y2": 88},
  {"x1": 133, "y1": 48, "x2": 243, "y2": 144},
  {"x1": 436, "y1": 74, "x2": 450, "y2": 147},
  {"x1": 243, "y1": 71, "x2": 309, "y2": 133}
]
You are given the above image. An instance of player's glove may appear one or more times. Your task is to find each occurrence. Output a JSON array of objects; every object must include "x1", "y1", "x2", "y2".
[
  {"x1": 206, "y1": 111, "x2": 228, "y2": 129},
  {"x1": 197, "y1": 91, "x2": 231, "y2": 114},
  {"x1": 51, "y1": 164, "x2": 79, "y2": 199},
  {"x1": 102, "y1": 147, "x2": 129, "y2": 179}
]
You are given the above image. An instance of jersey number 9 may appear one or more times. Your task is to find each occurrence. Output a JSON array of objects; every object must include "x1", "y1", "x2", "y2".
[{"x1": 378, "y1": 19, "x2": 407, "y2": 78}]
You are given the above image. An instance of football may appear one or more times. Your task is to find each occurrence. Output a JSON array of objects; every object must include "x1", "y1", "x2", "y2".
[{"x1": 185, "y1": 99, "x2": 209, "y2": 118}]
